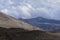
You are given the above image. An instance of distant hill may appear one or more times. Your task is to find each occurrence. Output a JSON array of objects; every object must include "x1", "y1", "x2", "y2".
[{"x1": 19, "y1": 17, "x2": 60, "y2": 31}]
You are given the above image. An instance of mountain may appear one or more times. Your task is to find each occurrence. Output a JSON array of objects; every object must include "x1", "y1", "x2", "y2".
[
  {"x1": 0, "y1": 12, "x2": 41, "y2": 30},
  {"x1": 19, "y1": 17, "x2": 60, "y2": 31},
  {"x1": 0, "y1": 12, "x2": 60, "y2": 40}
]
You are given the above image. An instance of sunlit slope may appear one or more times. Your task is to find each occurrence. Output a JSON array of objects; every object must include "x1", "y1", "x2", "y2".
[{"x1": 0, "y1": 12, "x2": 41, "y2": 30}]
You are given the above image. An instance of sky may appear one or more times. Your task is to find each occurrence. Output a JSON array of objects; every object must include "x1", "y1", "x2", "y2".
[{"x1": 0, "y1": 0, "x2": 60, "y2": 20}]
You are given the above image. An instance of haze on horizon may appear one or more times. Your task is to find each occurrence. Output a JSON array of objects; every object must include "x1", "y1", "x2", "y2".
[{"x1": 0, "y1": 0, "x2": 60, "y2": 20}]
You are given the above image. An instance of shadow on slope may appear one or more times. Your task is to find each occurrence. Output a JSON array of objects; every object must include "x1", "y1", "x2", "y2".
[{"x1": 0, "y1": 27, "x2": 60, "y2": 40}]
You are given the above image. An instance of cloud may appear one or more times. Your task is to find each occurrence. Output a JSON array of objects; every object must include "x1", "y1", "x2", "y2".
[
  {"x1": 8, "y1": 0, "x2": 13, "y2": 4},
  {"x1": 0, "y1": 2, "x2": 33, "y2": 19},
  {"x1": 1, "y1": 9, "x2": 8, "y2": 13},
  {"x1": 28, "y1": 0, "x2": 60, "y2": 20},
  {"x1": 0, "y1": 0, "x2": 60, "y2": 20},
  {"x1": 19, "y1": 4, "x2": 33, "y2": 19}
]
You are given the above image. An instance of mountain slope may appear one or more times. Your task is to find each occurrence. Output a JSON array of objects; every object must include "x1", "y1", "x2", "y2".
[
  {"x1": 19, "y1": 17, "x2": 60, "y2": 31},
  {"x1": 0, "y1": 27, "x2": 60, "y2": 40},
  {"x1": 0, "y1": 12, "x2": 41, "y2": 30}
]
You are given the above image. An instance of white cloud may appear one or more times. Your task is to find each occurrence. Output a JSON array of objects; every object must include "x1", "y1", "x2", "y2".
[
  {"x1": 0, "y1": 0, "x2": 60, "y2": 20},
  {"x1": 28, "y1": 0, "x2": 60, "y2": 19},
  {"x1": 8, "y1": 0, "x2": 13, "y2": 4},
  {"x1": 1, "y1": 9, "x2": 8, "y2": 13},
  {"x1": 17, "y1": 4, "x2": 33, "y2": 19}
]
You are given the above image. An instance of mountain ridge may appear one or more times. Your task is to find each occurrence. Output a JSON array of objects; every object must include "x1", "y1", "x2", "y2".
[{"x1": 19, "y1": 17, "x2": 60, "y2": 31}]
